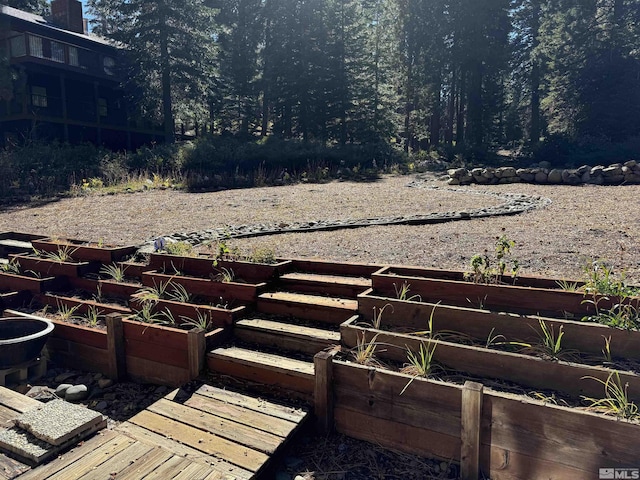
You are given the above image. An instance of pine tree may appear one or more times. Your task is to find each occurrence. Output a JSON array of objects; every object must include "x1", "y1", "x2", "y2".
[{"x1": 88, "y1": 0, "x2": 217, "y2": 142}]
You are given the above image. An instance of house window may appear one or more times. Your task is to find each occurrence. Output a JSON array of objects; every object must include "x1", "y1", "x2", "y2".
[
  {"x1": 31, "y1": 86, "x2": 47, "y2": 108},
  {"x1": 98, "y1": 98, "x2": 108, "y2": 117},
  {"x1": 102, "y1": 56, "x2": 115, "y2": 75},
  {"x1": 51, "y1": 41, "x2": 65, "y2": 63},
  {"x1": 29, "y1": 35, "x2": 43, "y2": 58},
  {"x1": 68, "y1": 46, "x2": 79, "y2": 66},
  {"x1": 9, "y1": 35, "x2": 26, "y2": 57}
]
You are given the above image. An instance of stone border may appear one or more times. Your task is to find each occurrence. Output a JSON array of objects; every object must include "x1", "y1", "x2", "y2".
[
  {"x1": 138, "y1": 181, "x2": 551, "y2": 253},
  {"x1": 447, "y1": 160, "x2": 640, "y2": 186}
]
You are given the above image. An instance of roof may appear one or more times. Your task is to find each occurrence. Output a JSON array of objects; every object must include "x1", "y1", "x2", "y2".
[{"x1": 0, "y1": 4, "x2": 113, "y2": 47}]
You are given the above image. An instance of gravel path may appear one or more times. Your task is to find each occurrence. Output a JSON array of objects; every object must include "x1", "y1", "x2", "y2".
[{"x1": 0, "y1": 173, "x2": 638, "y2": 282}]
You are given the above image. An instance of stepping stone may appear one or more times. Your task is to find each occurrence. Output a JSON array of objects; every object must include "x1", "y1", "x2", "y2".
[{"x1": 13, "y1": 399, "x2": 105, "y2": 446}]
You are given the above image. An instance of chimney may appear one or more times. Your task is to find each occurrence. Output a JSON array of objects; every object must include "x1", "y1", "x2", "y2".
[{"x1": 51, "y1": 0, "x2": 85, "y2": 34}]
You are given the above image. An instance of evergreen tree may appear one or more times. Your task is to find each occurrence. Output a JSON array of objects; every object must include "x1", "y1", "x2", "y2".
[{"x1": 88, "y1": 0, "x2": 217, "y2": 142}]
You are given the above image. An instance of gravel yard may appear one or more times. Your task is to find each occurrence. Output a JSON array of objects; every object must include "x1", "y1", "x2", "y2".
[{"x1": 0, "y1": 173, "x2": 638, "y2": 282}]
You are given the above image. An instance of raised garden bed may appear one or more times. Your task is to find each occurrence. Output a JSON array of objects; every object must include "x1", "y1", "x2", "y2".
[
  {"x1": 340, "y1": 316, "x2": 640, "y2": 402},
  {"x1": 31, "y1": 237, "x2": 137, "y2": 263},
  {"x1": 358, "y1": 289, "x2": 640, "y2": 361},
  {"x1": 0, "y1": 271, "x2": 63, "y2": 294},
  {"x1": 68, "y1": 276, "x2": 141, "y2": 299},
  {"x1": 371, "y1": 265, "x2": 638, "y2": 318},
  {"x1": 315, "y1": 353, "x2": 640, "y2": 480},
  {"x1": 129, "y1": 296, "x2": 246, "y2": 329},
  {"x1": 35, "y1": 292, "x2": 132, "y2": 316},
  {"x1": 149, "y1": 252, "x2": 291, "y2": 283},
  {"x1": 8, "y1": 253, "x2": 98, "y2": 278},
  {"x1": 141, "y1": 270, "x2": 266, "y2": 304}
]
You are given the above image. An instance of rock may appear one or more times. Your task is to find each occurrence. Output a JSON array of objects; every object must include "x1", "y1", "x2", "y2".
[
  {"x1": 534, "y1": 171, "x2": 548, "y2": 183},
  {"x1": 94, "y1": 401, "x2": 108, "y2": 411},
  {"x1": 55, "y1": 383, "x2": 73, "y2": 397},
  {"x1": 496, "y1": 166, "x2": 516, "y2": 178},
  {"x1": 581, "y1": 171, "x2": 591, "y2": 183},
  {"x1": 26, "y1": 386, "x2": 57, "y2": 401},
  {"x1": 447, "y1": 168, "x2": 468, "y2": 178},
  {"x1": 604, "y1": 174, "x2": 625, "y2": 184},
  {"x1": 576, "y1": 165, "x2": 590, "y2": 175},
  {"x1": 481, "y1": 168, "x2": 495, "y2": 179},
  {"x1": 65, "y1": 384, "x2": 89, "y2": 402},
  {"x1": 591, "y1": 174, "x2": 604, "y2": 185},
  {"x1": 603, "y1": 165, "x2": 623, "y2": 177},
  {"x1": 624, "y1": 160, "x2": 637, "y2": 168},
  {"x1": 98, "y1": 378, "x2": 114, "y2": 389},
  {"x1": 154, "y1": 385, "x2": 168, "y2": 394},
  {"x1": 547, "y1": 169, "x2": 563, "y2": 184},
  {"x1": 590, "y1": 165, "x2": 605, "y2": 176},
  {"x1": 447, "y1": 178, "x2": 460, "y2": 185}
]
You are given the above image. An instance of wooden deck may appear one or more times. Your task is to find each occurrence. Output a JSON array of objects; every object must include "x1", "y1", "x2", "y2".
[{"x1": 1, "y1": 384, "x2": 308, "y2": 479}]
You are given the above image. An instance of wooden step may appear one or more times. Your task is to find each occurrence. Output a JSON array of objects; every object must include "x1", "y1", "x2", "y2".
[
  {"x1": 257, "y1": 291, "x2": 357, "y2": 324},
  {"x1": 286, "y1": 258, "x2": 382, "y2": 278},
  {"x1": 207, "y1": 347, "x2": 314, "y2": 397},
  {"x1": 235, "y1": 318, "x2": 340, "y2": 356},
  {"x1": 279, "y1": 272, "x2": 371, "y2": 298}
]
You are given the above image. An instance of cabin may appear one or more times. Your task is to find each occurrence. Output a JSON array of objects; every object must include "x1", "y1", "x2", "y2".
[{"x1": 0, "y1": 0, "x2": 163, "y2": 149}]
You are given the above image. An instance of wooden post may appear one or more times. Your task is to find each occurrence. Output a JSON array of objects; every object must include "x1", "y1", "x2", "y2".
[
  {"x1": 314, "y1": 349, "x2": 337, "y2": 434},
  {"x1": 106, "y1": 313, "x2": 126, "y2": 381},
  {"x1": 188, "y1": 328, "x2": 206, "y2": 379},
  {"x1": 461, "y1": 381, "x2": 483, "y2": 480}
]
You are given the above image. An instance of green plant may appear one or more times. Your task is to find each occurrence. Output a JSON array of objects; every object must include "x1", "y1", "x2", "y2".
[
  {"x1": 393, "y1": 281, "x2": 421, "y2": 302},
  {"x1": 180, "y1": 311, "x2": 212, "y2": 331},
  {"x1": 582, "y1": 295, "x2": 640, "y2": 330},
  {"x1": 248, "y1": 246, "x2": 277, "y2": 264},
  {"x1": 582, "y1": 372, "x2": 639, "y2": 420},
  {"x1": 84, "y1": 306, "x2": 102, "y2": 328},
  {"x1": 412, "y1": 302, "x2": 440, "y2": 339},
  {"x1": 555, "y1": 279, "x2": 580, "y2": 292},
  {"x1": 352, "y1": 332, "x2": 380, "y2": 366},
  {"x1": 602, "y1": 335, "x2": 613, "y2": 365},
  {"x1": 100, "y1": 263, "x2": 127, "y2": 282},
  {"x1": 368, "y1": 303, "x2": 393, "y2": 329},
  {"x1": 56, "y1": 302, "x2": 80, "y2": 322},
  {"x1": 39, "y1": 245, "x2": 78, "y2": 263},
  {"x1": 402, "y1": 342, "x2": 437, "y2": 378},
  {"x1": 485, "y1": 327, "x2": 506, "y2": 349},
  {"x1": 164, "y1": 241, "x2": 194, "y2": 256},
  {"x1": 212, "y1": 267, "x2": 235, "y2": 283},
  {"x1": 537, "y1": 320, "x2": 565, "y2": 360},
  {"x1": 132, "y1": 302, "x2": 161, "y2": 323},
  {"x1": 166, "y1": 282, "x2": 191, "y2": 303},
  {"x1": 464, "y1": 235, "x2": 520, "y2": 284},
  {"x1": 133, "y1": 280, "x2": 170, "y2": 304},
  {"x1": 582, "y1": 259, "x2": 639, "y2": 297},
  {"x1": 0, "y1": 258, "x2": 21, "y2": 274},
  {"x1": 93, "y1": 283, "x2": 104, "y2": 303}
]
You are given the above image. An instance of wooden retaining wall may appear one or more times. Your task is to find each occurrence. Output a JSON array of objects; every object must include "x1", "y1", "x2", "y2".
[{"x1": 314, "y1": 353, "x2": 640, "y2": 480}]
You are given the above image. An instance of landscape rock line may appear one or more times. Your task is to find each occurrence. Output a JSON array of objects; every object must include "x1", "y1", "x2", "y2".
[{"x1": 141, "y1": 180, "x2": 552, "y2": 252}]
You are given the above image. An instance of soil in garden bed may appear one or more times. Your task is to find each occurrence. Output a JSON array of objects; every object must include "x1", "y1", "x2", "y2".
[
  {"x1": 337, "y1": 350, "x2": 593, "y2": 412},
  {"x1": 367, "y1": 321, "x2": 640, "y2": 374},
  {"x1": 11, "y1": 304, "x2": 109, "y2": 330}
]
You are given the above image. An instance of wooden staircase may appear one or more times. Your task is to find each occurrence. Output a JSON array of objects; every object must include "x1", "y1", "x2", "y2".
[{"x1": 207, "y1": 260, "x2": 378, "y2": 400}]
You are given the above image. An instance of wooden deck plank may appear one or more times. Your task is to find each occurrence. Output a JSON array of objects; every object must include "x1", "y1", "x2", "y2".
[
  {"x1": 16, "y1": 430, "x2": 119, "y2": 480},
  {"x1": 42, "y1": 434, "x2": 135, "y2": 480},
  {"x1": 0, "y1": 388, "x2": 40, "y2": 414},
  {"x1": 114, "y1": 447, "x2": 174, "y2": 480},
  {"x1": 140, "y1": 455, "x2": 193, "y2": 479},
  {"x1": 171, "y1": 461, "x2": 222, "y2": 480},
  {"x1": 149, "y1": 398, "x2": 282, "y2": 454},
  {"x1": 208, "y1": 347, "x2": 314, "y2": 378},
  {"x1": 280, "y1": 272, "x2": 372, "y2": 287},
  {"x1": 195, "y1": 384, "x2": 306, "y2": 423},
  {"x1": 76, "y1": 441, "x2": 153, "y2": 480},
  {"x1": 128, "y1": 410, "x2": 268, "y2": 472},
  {"x1": 115, "y1": 422, "x2": 253, "y2": 480},
  {"x1": 236, "y1": 318, "x2": 340, "y2": 342},
  {"x1": 259, "y1": 291, "x2": 358, "y2": 310},
  {"x1": 0, "y1": 453, "x2": 29, "y2": 480},
  {"x1": 184, "y1": 393, "x2": 297, "y2": 438}
]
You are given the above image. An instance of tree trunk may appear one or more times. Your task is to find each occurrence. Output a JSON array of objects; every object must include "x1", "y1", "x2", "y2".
[{"x1": 159, "y1": 4, "x2": 174, "y2": 144}]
